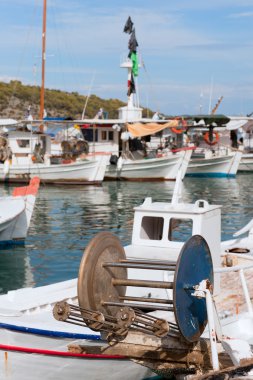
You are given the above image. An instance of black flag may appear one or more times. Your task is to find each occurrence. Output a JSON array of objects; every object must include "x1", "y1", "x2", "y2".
[
  {"x1": 124, "y1": 16, "x2": 133, "y2": 34},
  {"x1": 128, "y1": 29, "x2": 138, "y2": 55},
  {"x1": 127, "y1": 73, "x2": 136, "y2": 96}
]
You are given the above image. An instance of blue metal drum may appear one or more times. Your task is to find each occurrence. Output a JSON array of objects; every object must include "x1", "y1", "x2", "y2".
[{"x1": 173, "y1": 235, "x2": 214, "y2": 342}]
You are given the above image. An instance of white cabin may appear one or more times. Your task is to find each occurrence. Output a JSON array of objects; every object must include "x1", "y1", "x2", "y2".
[
  {"x1": 125, "y1": 198, "x2": 221, "y2": 299},
  {"x1": 7, "y1": 131, "x2": 51, "y2": 165},
  {"x1": 80, "y1": 124, "x2": 119, "y2": 155}
]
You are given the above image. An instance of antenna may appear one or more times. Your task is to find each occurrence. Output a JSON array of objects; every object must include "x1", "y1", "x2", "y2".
[
  {"x1": 208, "y1": 76, "x2": 214, "y2": 115},
  {"x1": 199, "y1": 89, "x2": 203, "y2": 114},
  {"x1": 81, "y1": 71, "x2": 96, "y2": 120}
]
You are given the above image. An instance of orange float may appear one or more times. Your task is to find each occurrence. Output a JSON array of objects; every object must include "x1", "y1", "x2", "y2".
[
  {"x1": 171, "y1": 117, "x2": 187, "y2": 134},
  {"x1": 203, "y1": 131, "x2": 219, "y2": 145}
]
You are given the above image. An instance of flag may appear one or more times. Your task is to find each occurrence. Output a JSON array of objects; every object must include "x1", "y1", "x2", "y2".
[
  {"x1": 127, "y1": 73, "x2": 136, "y2": 96},
  {"x1": 128, "y1": 29, "x2": 138, "y2": 54},
  {"x1": 130, "y1": 51, "x2": 138, "y2": 77},
  {"x1": 123, "y1": 16, "x2": 133, "y2": 34}
]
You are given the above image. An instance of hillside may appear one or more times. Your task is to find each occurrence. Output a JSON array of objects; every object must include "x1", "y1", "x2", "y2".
[{"x1": 0, "y1": 80, "x2": 151, "y2": 120}]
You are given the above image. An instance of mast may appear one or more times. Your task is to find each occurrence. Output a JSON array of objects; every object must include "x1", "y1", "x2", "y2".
[
  {"x1": 119, "y1": 17, "x2": 142, "y2": 121},
  {"x1": 40, "y1": 0, "x2": 47, "y2": 123}
]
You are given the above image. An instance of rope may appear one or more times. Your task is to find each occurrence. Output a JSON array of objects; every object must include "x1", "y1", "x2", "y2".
[
  {"x1": 0, "y1": 322, "x2": 100, "y2": 341},
  {"x1": 0, "y1": 343, "x2": 125, "y2": 359}
]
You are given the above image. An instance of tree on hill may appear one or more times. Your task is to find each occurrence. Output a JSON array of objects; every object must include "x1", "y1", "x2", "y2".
[{"x1": 0, "y1": 81, "x2": 152, "y2": 120}]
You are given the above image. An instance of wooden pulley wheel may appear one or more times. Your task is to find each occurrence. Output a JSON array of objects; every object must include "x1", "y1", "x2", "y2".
[{"x1": 78, "y1": 231, "x2": 127, "y2": 317}]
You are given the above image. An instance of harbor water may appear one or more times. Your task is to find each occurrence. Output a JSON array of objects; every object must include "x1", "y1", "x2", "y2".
[{"x1": 0, "y1": 173, "x2": 253, "y2": 294}]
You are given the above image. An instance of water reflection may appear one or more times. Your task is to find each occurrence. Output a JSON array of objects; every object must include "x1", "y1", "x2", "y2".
[
  {"x1": 0, "y1": 175, "x2": 253, "y2": 292},
  {"x1": 0, "y1": 248, "x2": 34, "y2": 293}
]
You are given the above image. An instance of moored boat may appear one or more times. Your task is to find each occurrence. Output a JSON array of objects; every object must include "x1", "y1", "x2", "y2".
[
  {"x1": 0, "y1": 177, "x2": 40, "y2": 243},
  {"x1": 0, "y1": 130, "x2": 108, "y2": 184},
  {"x1": 0, "y1": 173, "x2": 253, "y2": 379},
  {"x1": 186, "y1": 146, "x2": 242, "y2": 177}
]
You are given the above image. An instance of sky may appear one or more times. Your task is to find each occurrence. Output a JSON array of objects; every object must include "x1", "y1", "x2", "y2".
[{"x1": 1, "y1": 0, "x2": 253, "y2": 116}]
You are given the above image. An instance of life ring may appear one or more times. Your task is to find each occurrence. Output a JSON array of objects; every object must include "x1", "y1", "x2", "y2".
[
  {"x1": 171, "y1": 117, "x2": 187, "y2": 134},
  {"x1": 203, "y1": 131, "x2": 219, "y2": 145}
]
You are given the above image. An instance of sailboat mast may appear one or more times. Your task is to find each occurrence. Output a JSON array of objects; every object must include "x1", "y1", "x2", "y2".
[{"x1": 40, "y1": 0, "x2": 47, "y2": 120}]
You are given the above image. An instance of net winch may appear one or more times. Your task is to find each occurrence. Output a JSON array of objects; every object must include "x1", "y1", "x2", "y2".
[{"x1": 53, "y1": 232, "x2": 214, "y2": 343}]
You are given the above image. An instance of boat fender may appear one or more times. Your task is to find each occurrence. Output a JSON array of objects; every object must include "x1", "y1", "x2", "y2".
[
  {"x1": 121, "y1": 132, "x2": 131, "y2": 141},
  {"x1": 203, "y1": 131, "x2": 219, "y2": 145},
  {"x1": 117, "y1": 156, "x2": 123, "y2": 170},
  {"x1": 171, "y1": 117, "x2": 187, "y2": 134},
  {"x1": 3, "y1": 159, "x2": 10, "y2": 175},
  {"x1": 110, "y1": 155, "x2": 118, "y2": 165}
]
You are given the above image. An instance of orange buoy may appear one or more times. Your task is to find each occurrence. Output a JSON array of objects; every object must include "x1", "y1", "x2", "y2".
[
  {"x1": 171, "y1": 117, "x2": 187, "y2": 134},
  {"x1": 203, "y1": 131, "x2": 219, "y2": 145}
]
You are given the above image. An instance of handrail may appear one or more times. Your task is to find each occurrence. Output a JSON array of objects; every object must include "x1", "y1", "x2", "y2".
[{"x1": 214, "y1": 259, "x2": 253, "y2": 315}]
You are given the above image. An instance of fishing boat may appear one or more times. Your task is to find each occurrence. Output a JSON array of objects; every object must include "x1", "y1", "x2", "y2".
[
  {"x1": 0, "y1": 171, "x2": 253, "y2": 378},
  {"x1": 140, "y1": 114, "x2": 242, "y2": 178},
  {"x1": 0, "y1": 177, "x2": 40, "y2": 243},
  {"x1": 186, "y1": 146, "x2": 242, "y2": 177},
  {"x1": 58, "y1": 117, "x2": 194, "y2": 181},
  {"x1": 181, "y1": 115, "x2": 243, "y2": 177},
  {"x1": 0, "y1": 129, "x2": 109, "y2": 184}
]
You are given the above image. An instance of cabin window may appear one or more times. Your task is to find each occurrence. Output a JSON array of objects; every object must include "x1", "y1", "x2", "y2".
[
  {"x1": 108, "y1": 131, "x2": 114, "y2": 141},
  {"x1": 101, "y1": 131, "x2": 107, "y2": 140},
  {"x1": 140, "y1": 216, "x2": 164, "y2": 240},
  {"x1": 100, "y1": 130, "x2": 114, "y2": 141},
  {"x1": 81, "y1": 129, "x2": 98, "y2": 142},
  {"x1": 168, "y1": 218, "x2": 193, "y2": 242},
  {"x1": 16, "y1": 139, "x2": 30, "y2": 148}
]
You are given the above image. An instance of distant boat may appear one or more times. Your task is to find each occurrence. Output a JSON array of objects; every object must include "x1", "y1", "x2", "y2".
[
  {"x1": 186, "y1": 146, "x2": 242, "y2": 177},
  {"x1": 0, "y1": 177, "x2": 40, "y2": 243},
  {"x1": 0, "y1": 130, "x2": 108, "y2": 184},
  {"x1": 105, "y1": 144, "x2": 193, "y2": 181}
]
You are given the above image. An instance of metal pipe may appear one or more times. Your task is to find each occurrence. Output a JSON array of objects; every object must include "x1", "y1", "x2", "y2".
[
  {"x1": 205, "y1": 289, "x2": 219, "y2": 371},
  {"x1": 239, "y1": 269, "x2": 253, "y2": 315},
  {"x1": 214, "y1": 262, "x2": 253, "y2": 273},
  {"x1": 120, "y1": 259, "x2": 177, "y2": 266},
  {"x1": 119, "y1": 295, "x2": 173, "y2": 304},
  {"x1": 104, "y1": 262, "x2": 176, "y2": 271},
  {"x1": 103, "y1": 301, "x2": 173, "y2": 311},
  {"x1": 112, "y1": 278, "x2": 173, "y2": 289}
]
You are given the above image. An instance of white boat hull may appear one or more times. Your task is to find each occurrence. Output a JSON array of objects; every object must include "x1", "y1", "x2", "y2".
[
  {"x1": 186, "y1": 151, "x2": 242, "y2": 177},
  {"x1": 0, "y1": 178, "x2": 40, "y2": 242},
  {"x1": 0, "y1": 344, "x2": 153, "y2": 380},
  {"x1": 0, "y1": 155, "x2": 108, "y2": 184},
  {"x1": 238, "y1": 153, "x2": 253, "y2": 172},
  {"x1": 0, "y1": 279, "x2": 154, "y2": 380},
  {"x1": 105, "y1": 149, "x2": 192, "y2": 180},
  {"x1": 0, "y1": 198, "x2": 25, "y2": 240}
]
